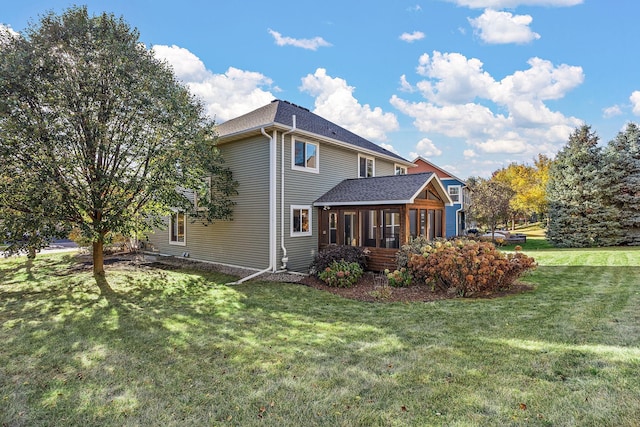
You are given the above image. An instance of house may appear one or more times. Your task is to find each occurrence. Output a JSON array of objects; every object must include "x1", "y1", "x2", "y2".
[
  {"x1": 409, "y1": 157, "x2": 470, "y2": 237},
  {"x1": 146, "y1": 100, "x2": 452, "y2": 274}
]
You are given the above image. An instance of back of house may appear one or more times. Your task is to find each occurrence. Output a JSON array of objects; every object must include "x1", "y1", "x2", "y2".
[{"x1": 145, "y1": 100, "x2": 452, "y2": 274}]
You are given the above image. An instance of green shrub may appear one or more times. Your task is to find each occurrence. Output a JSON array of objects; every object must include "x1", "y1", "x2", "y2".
[
  {"x1": 309, "y1": 245, "x2": 368, "y2": 276},
  {"x1": 384, "y1": 267, "x2": 412, "y2": 287},
  {"x1": 318, "y1": 260, "x2": 363, "y2": 288},
  {"x1": 407, "y1": 238, "x2": 536, "y2": 297}
]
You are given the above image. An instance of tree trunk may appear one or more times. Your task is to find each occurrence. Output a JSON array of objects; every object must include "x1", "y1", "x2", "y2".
[
  {"x1": 27, "y1": 247, "x2": 37, "y2": 259},
  {"x1": 93, "y1": 239, "x2": 105, "y2": 276}
]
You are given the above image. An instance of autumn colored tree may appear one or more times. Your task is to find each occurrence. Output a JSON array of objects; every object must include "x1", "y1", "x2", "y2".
[
  {"x1": 0, "y1": 7, "x2": 237, "y2": 277},
  {"x1": 493, "y1": 154, "x2": 551, "y2": 228}
]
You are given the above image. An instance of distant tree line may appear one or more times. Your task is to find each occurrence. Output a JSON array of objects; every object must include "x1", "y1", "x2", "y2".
[{"x1": 467, "y1": 122, "x2": 640, "y2": 248}]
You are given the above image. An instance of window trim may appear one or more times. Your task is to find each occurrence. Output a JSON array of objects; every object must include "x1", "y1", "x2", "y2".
[
  {"x1": 290, "y1": 205, "x2": 312, "y2": 237},
  {"x1": 291, "y1": 138, "x2": 319, "y2": 173},
  {"x1": 169, "y1": 210, "x2": 187, "y2": 246},
  {"x1": 394, "y1": 164, "x2": 407, "y2": 175},
  {"x1": 358, "y1": 154, "x2": 375, "y2": 178},
  {"x1": 448, "y1": 185, "x2": 461, "y2": 203}
]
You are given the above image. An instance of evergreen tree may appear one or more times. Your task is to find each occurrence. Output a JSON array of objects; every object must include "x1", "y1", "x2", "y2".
[
  {"x1": 603, "y1": 123, "x2": 640, "y2": 245},
  {"x1": 546, "y1": 125, "x2": 622, "y2": 247}
]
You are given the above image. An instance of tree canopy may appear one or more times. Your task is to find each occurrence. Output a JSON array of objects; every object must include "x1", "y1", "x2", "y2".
[
  {"x1": 546, "y1": 125, "x2": 622, "y2": 247},
  {"x1": 0, "y1": 7, "x2": 237, "y2": 276},
  {"x1": 467, "y1": 176, "x2": 514, "y2": 237}
]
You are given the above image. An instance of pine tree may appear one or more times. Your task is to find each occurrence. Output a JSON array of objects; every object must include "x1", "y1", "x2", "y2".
[
  {"x1": 546, "y1": 125, "x2": 623, "y2": 247},
  {"x1": 603, "y1": 123, "x2": 640, "y2": 245}
]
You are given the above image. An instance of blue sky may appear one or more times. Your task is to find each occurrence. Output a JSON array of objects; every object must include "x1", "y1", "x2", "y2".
[{"x1": 3, "y1": 0, "x2": 639, "y2": 178}]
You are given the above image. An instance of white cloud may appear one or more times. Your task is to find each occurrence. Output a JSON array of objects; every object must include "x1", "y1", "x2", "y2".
[
  {"x1": 469, "y1": 9, "x2": 540, "y2": 44},
  {"x1": 602, "y1": 105, "x2": 622, "y2": 118},
  {"x1": 463, "y1": 149, "x2": 477, "y2": 158},
  {"x1": 416, "y1": 52, "x2": 494, "y2": 104},
  {"x1": 400, "y1": 31, "x2": 426, "y2": 43},
  {"x1": 630, "y1": 91, "x2": 640, "y2": 116},
  {"x1": 268, "y1": 29, "x2": 331, "y2": 50},
  {"x1": 152, "y1": 45, "x2": 275, "y2": 122},
  {"x1": 392, "y1": 51, "x2": 584, "y2": 157},
  {"x1": 0, "y1": 23, "x2": 19, "y2": 45},
  {"x1": 300, "y1": 68, "x2": 399, "y2": 142},
  {"x1": 412, "y1": 137, "x2": 443, "y2": 157},
  {"x1": 407, "y1": 4, "x2": 423, "y2": 12},
  {"x1": 447, "y1": 0, "x2": 582, "y2": 8},
  {"x1": 399, "y1": 75, "x2": 415, "y2": 92}
]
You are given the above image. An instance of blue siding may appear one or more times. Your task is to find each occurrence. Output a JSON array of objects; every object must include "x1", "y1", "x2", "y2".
[{"x1": 441, "y1": 178, "x2": 466, "y2": 237}]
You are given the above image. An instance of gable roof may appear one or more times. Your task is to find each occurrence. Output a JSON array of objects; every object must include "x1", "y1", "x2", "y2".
[
  {"x1": 314, "y1": 172, "x2": 453, "y2": 207},
  {"x1": 216, "y1": 99, "x2": 410, "y2": 164},
  {"x1": 412, "y1": 156, "x2": 467, "y2": 185}
]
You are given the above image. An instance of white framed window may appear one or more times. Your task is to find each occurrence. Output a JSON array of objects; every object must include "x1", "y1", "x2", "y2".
[
  {"x1": 358, "y1": 155, "x2": 374, "y2": 178},
  {"x1": 448, "y1": 185, "x2": 461, "y2": 203},
  {"x1": 291, "y1": 205, "x2": 312, "y2": 237},
  {"x1": 395, "y1": 164, "x2": 407, "y2": 175},
  {"x1": 292, "y1": 139, "x2": 319, "y2": 173},
  {"x1": 169, "y1": 211, "x2": 186, "y2": 245}
]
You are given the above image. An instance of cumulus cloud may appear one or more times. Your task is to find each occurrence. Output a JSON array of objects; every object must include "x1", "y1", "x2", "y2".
[
  {"x1": 446, "y1": 0, "x2": 582, "y2": 8},
  {"x1": 300, "y1": 68, "x2": 399, "y2": 142},
  {"x1": 469, "y1": 9, "x2": 540, "y2": 44},
  {"x1": 400, "y1": 31, "x2": 426, "y2": 43},
  {"x1": 411, "y1": 137, "x2": 443, "y2": 158},
  {"x1": 152, "y1": 45, "x2": 275, "y2": 122},
  {"x1": 268, "y1": 29, "x2": 331, "y2": 50},
  {"x1": 630, "y1": 91, "x2": 640, "y2": 116},
  {"x1": 463, "y1": 149, "x2": 477, "y2": 158},
  {"x1": 602, "y1": 105, "x2": 622, "y2": 118},
  {"x1": 392, "y1": 51, "x2": 584, "y2": 156}
]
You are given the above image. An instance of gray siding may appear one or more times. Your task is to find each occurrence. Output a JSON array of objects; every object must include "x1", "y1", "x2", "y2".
[
  {"x1": 147, "y1": 135, "x2": 271, "y2": 270},
  {"x1": 277, "y1": 135, "x2": 398, "y2": 272},
  {"x1": 147, "y1": 130, "x2": 402, "y2": 274}
]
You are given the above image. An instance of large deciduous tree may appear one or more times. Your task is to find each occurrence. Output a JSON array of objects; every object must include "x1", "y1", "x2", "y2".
[
  {"x1": 546, "y1": 125, "x2": 622, "y2": 247},
  {"x1": 0, "y1": 7, "x2": 237, "y2": 276}
]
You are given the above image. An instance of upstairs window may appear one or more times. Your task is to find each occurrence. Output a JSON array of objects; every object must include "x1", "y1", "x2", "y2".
[
  {"x1": 359, "y1": 155, "x2": 374, "y2": 178},
  {"x1": 449, "y1": 185, "x2": 461, "y2": 203},
  {"x1": 292, "y1": 139, "x2": 319, "y2": 173},
  {"x1": 395, "y1": 164, "x2": 407, "y2": 175}
]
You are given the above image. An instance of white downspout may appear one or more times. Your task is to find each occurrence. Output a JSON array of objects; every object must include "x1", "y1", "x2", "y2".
[
  {"x1": 229, "y1": 127, "x2": 276, "y2": 284},
  {"x1": 279, "y1": 115, "x2": 297, "y2": 270}
]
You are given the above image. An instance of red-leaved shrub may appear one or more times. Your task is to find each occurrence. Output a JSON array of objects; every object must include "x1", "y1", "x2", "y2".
[{"x1": 407, "y1": 238, "x2": 536, "y2": 297}]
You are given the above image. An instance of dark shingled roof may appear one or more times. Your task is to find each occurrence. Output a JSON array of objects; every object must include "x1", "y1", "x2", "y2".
[
  {"x1": 314, "y1": 172, "x2": 448, "y2": 206},
  {"x1": 216, "y1": 99, "x2": 409, "y2": 163}
]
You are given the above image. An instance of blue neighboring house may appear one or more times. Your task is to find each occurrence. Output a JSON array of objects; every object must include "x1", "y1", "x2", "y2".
[{"x1": 410, "y1": 157, "x2": 470, "y2": 237}]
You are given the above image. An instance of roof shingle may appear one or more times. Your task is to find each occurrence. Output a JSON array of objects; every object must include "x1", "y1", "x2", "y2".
[
  {"x1": 216, "y1": 99, "x2": 408, "y2": 163},
  {"x1": 314, "y1": 172, "x2": 441, "y2": 206}
]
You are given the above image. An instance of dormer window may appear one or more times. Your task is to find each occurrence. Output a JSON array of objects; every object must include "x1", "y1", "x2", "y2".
[
  {"x1": 359, "y1": 155, "x2": 374, "y2": 178},
  {"x1": 292, "y1": 139, "x2": 319, "y2": 173}
]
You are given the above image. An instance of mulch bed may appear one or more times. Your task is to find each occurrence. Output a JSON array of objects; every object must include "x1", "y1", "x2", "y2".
[{"x1": 300, "y1": 271, "x2": 535, "y2": 303}]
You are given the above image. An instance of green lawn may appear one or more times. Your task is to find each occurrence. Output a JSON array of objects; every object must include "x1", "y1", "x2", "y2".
[{"x1": 1, "y1": 249, "x2": 639, "y2": 426}]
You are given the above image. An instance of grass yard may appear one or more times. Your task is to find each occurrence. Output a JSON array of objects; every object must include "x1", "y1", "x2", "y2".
[{"x1": 1, "y1": 249, "x2": 639, "y2": 426}]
